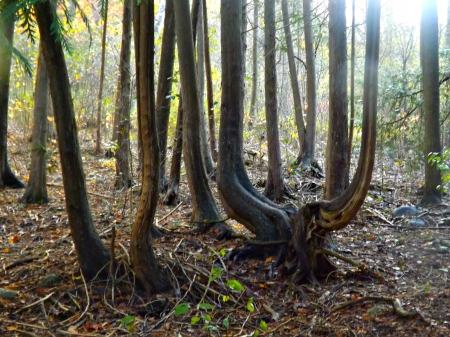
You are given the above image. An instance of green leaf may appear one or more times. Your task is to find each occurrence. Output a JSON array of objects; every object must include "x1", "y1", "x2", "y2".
[
  {"x1": 220, "y1": 248, "x2": 227, "y2": 256},
  {"x1": 121, "y1": 316, "x2": 135, "y2": 333},
  {"x1": 203, "y1": 315, "x2": 212, "y2": 323},
  {"x1": 246, "y1": 298, "x2": 255, "y2": 312},
  {"x1": 252, "y1": 330, "x2": 260, "y2": 337},
  {"x1": 227, "y1": 279, "x2": 244, "y2": 291},
  {"x1": 191, "y1": 316, "x2": 201, "y2": 325},
  {"x1": 223, "y1": 318, "x2": 229, "y2": 328},
  {"x1": 259, "y1": 320, "x2": 268, "y2": 330},
  {"x1": 199, "y1": 303, "x2": 215, "y2": 311},
  {"x1": 209, "y1": 266, "x2": 223, "y2": 282},
  {"x1": 174, "y1": 302, "x2": 190, "y2": 316}
]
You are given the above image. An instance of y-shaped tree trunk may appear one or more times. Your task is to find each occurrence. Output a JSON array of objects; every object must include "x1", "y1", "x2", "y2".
[
  {"x1": 20, "y1": 45, "x2": 49, "y2": 203},
  {"x1": 130, "y1": 0, "x2": 171, "y2": 294}
]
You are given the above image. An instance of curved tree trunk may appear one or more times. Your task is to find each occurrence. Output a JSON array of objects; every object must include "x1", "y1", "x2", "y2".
[
  {"x1": 174, "y1": 0, "x2": 230, "y2": 237},
  {"x1": 95, "y1": 2, "x2": 108, "y2": 154},
  {"x1": 114, "y1": 0, "x2": 132, "y2": 189},
  {"x1": 20, "y1": 45, "x2": 49, "y2": 203},
  {"x1": 0, "y1": 10, "x2": 24, "y2": 189},
  {"x1": 130, "y1": 0, "x2": 171, "y2": 295},
  {"x1": 249, "y1": 0, "x2": 259, "y2": 128},
  {"x1": 263, "y1": 0, "x2": 285, "y2": 201},
  {"x1": 325, "y1": 0, "x2": 349, "y2": 200},
  {"x1": 35, "y1": 0, "x2": 111, "y2": 280},
  {"x1": 281, "y1": 0, "x2": 305, "y2": 165},
  {"x1": 219, "y1": 0, "x2": 291, "y2": 259},
  {"x1": 419, "y1": 0, "x2": 441, "y2": 207},
  {"x1": 156, "y1": 0, "x2": 176, "y2": 193},
  {"x1": 299, "y1": 0, "x2": 317, "y2": 168},
  {"x1": 202, "y1": 0, "x2": 217, "y2": 161}
]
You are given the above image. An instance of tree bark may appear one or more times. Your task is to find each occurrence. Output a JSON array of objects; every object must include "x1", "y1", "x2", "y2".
[
  {"x1": 95, "y1": 1, "x2": 108, "y2": 154},
  {"x1": 174, "y1": 0, "x2": 230, "y2": 237},
  {"x1": 419, "y1": 0, "x2": 441, "y2": 206},
  {"x1": 156, "y1": 0, "x2": 176, "y2": 193},
  {"x1": 130, "y1": 0, "x2": 171, "y2": 294},
  {"x1": 281, "y1": 0, "x2": 305, "y2": 163},
  {"x1": 20, "y1": 45, "x2": 49, "y2": 203},
  {"x1": 249, "y1": 0, "x2": 259, "y2": 128},
  {"x1": 299, "y1": 0, "x2": 317, "y2": 168},
  {"x1": 348, "y1": 0, "x2": 356, "y2": 164},
  {"x1": 0, "y1": 9, "x2": 24, "y2": 189},
  {"x1": 35, "y1": 0, "x2": 111, "y2": 280},
  {"x1": 115, "y1": 0, "x2": 132, "y2": 189},
  {"x1": 263, "y1": 0, "x2": 285, "y2": 201},
  {"x1": 325, "y1": 0, "x2": 349, "y2": 200}
]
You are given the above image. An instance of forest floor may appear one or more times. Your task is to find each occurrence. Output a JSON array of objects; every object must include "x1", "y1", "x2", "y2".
[{"x1": 1, "y1": 138, "x2": 450, "y2": 336}]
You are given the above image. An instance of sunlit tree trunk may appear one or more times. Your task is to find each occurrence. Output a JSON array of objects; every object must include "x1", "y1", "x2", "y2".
[
  {"x1": 325, "y1": 0, "x2": 349, "y2": 199},
  {"x1": 263, "y1": 0, "x2": 285, "y2": 201},
  {"x1": 95, "y1": 2, "x2": 108, "y2": 154},
  {"x1": 20, "y1": 45, "x2": 49, "y2": 203},
  {"x1": 299, "y1": 0, "x2": 317, "y2": 168},
  {"x1": 0, "y1": 7, "x2": 24, "y2": 189},
  {"x1": 130, "y1": 0, "x2": 171, "y2": 294},
  {"x1": 115, "y1": 0, "x2": 132, "y2": 189},
  {"x1": 419, "y1": 0, "x2": 441, "y2": 206},
  {"x1": 281, "y1": 0, "x2": 305, "y2": 161},
  {"x1": 35, "y1": 0, "x2": 111, "y2": 279},
  {"x1": 156, "y1": 0, "x2": 176, "y2": 193}
]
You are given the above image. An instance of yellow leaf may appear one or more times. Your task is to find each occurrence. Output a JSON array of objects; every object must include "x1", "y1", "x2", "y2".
[{"x1": 4, "y1": 247, "x2": 9, "y2": 253}]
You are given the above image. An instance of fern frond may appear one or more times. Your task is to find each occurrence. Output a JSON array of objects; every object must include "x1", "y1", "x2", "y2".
[
  {"x1": 11, "y1": 45, "x2": 33, "y2": 78},
  {"x1": 68, "y1": 0, "x2": 93, "y2": 47}
]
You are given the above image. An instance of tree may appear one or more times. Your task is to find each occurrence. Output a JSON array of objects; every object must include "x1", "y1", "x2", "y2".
[
  {"x1": 219, "y1": 0, "x2": 293, "y2": 259},
  {"x1": 130, "y1": 0, "x2": 171, "y2": 294},
  {"x1": 281, "y1": 0, "x2": 306, "y2": 168},
  {"x1": 202, "y1": 0, "x2": 217, "y2": 160},
  {"x1": 156, "y1": 0, "x2": 176, "y2": 193},
  {"x1": 419, "y1": 0, "x2": 441, "y2": 206},
  {"x1": 325, "y1": 0, "x2": 349, "y2": 199},
  {"x1": 114, "y1": 0, "x2": 132, "y2": 189},
  {"x1": 95, "y1": 0, "x2": 108, "y2": 154},
  {"x1": 263, "y1": 0, "x2": 285, "y2": 201},
  {"x1": 20, "y1": 45, "x2": 49, "y2": 203},
  {"x1": 35, "y1": 0, "x2": 111, "y2": 280},
  {"x1": 249, "y1": 0, "x2": 259, "y2": 128},
  {"x1": 348, "y1": 0, "x2": 356, "y2": 163},
  {"x1": 298, "y1": 0, "x2": 317, "y2": 168},
  {"x1": 0, "y1": 3, "x2": 25, "y2": 189},
  {"x1": 174, "y1": 0, "x2": 230, "y2": 237}
]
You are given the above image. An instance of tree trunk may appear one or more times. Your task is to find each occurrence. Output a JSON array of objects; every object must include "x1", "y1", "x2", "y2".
[
  {"x1": 115, "y1": 0, "x2": 132, "y2": 189},
  {"x1": 249, "y1": 0, "x2": 259, "y2": 129},
  {"x1": 20, "y1": 45, "x2": 49, "y2": 203},
  {"x1": 281, "y1": 0, "x2": 305, "y2": 163},
  {"x1": 0, "y1": 11, "x2": 24, "y2": 189},
  {"x1": 299, "y1": 0, "x2": 317, "y2": 168},
  {"x1": 325, "y1": 0, "x2": 349, "y2": 200},
  {"x1": 263, "y1": 0, "x2": 285, "y2": 201},
  {"x1": 95, "y1": 2, "x2": 108, "y2": 154},
  {"x1": 348, "y1": 0, "x2": 356, "y2": 164},
  {"x1": 156, "y1": 0, "x2": 176, "y2": 193},
  {"x1": 174, "y1": 0, "x2": 230, "y2": 237},
  {"x1": 196, "y1": 0, "x2": 215, "y2": 177},
  {"x1": 35, "y1": 0, "x2": 111, "y2": 280},
  {"x1": 202, "y1": 0, "x2": 217, "y2": 161},
  {"x1": 130, "y1": 0, "x2": 171, "y2": 295},
  {"x1": 219, "y1": 0, "x2": 292, "y2": 260},
  {"x1": 419, "y1": 0, "x2": 441, "y2": 207}
]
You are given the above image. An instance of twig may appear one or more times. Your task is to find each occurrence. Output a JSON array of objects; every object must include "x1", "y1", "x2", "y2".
[
  {"x1": 15, "y1": 292, "x2": 55, "y2": 314},
  {"x1": 157, "y1": 201, "x2": 184, "y2": 223},
  {"x1": 5, "y1": 257, "x2": 38, "y2": 270}
]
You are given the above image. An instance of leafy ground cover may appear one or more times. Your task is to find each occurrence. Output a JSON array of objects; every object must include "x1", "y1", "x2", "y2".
[{"x1": 1, "y1": 139, "x2": 450, "y2": 336}]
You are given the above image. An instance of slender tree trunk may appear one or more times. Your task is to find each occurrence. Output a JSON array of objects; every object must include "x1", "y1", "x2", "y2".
[
  {"x1": 348, "y1": 0, "x2": 356, "y2": 164},
  {"x1": 35, "y1": 0, "x2": 111, "y2": 280},
  {"x1": 0, "y1": 11, "x2": 24, "y2": 189},
  {"x1": 249, "y1": 0, "x2": 259, "y2": 128},
  {"x1": 156, "y1": 0, "x2": 176, "y2": 193},
  {"x1": 419, "y1": 0, "x2": 441, "y2": 206},
  {"x1": 263, "y1": 0, "x2": 284, "y2": 201},
  {"x1": 300, "y1": 0, "x2": 317, "y2": 168},
  {"x1": 325, "y1": 0, "x2": 349, "y2": 200},
  {"x1": 20, "y1": 45, "x2": 49, "y2": 203},
  {"x1": 281, "y1": 0, "x2": 305, "y2": 161},
  {"x1": 174, "y1": 0, "x2": 230, "y2": 237},
  {"x1": 202, "y1": 0, "x2": 217, "y2": 161},
  {"x1": 115, "y1": 0, "x2": 132, "y2": 189},
  {"x1": 95, "y1": 2, "x2": 108, "y2": 154},
  {"x1": 196, "y1": 0, "x2": 215, "y2": 176},
  {"x1": 130, "y1": 0, "x2": 171, "y2": 294}
]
